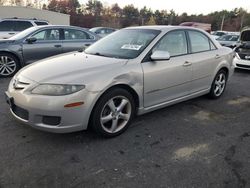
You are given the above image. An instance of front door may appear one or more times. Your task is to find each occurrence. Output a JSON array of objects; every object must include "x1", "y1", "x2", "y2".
[
  {"x1": 22, "y1": 28, "x2": 63, "y2": 64},
  {"x1": 142, "y1": 30, "x2": 193, "y2": 107}
]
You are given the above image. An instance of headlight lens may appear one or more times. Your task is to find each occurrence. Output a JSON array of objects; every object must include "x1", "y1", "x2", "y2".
[
  {"x1": 31, "y1": 84, "x2": 85, "y2": 96},
  {"x1": 235, "y1": 52, "x2": 241, "y2": 60}
]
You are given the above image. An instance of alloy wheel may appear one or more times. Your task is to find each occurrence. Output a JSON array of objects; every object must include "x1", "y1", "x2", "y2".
[
  {"x1": 214, "y1": 73, "x2": 226, "y2": 97},
  {"x1": 100, "y1": 96, "x2": 132, "y2": 134},
  {"x1": 0, "y1": 56, "x2": 17, "y2": 76}
]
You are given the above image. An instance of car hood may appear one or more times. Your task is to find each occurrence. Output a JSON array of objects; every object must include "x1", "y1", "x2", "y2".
[
  {"x1": 17, "y1": 52, "x2": 128, "y2": 84},
  {"x1": 0, "y1": 39, "x2": 15, "y2": 45}
]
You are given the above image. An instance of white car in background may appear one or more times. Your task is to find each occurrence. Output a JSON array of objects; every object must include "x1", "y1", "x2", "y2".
[
  {"x1": 216, "y1": 34, "x2": 239, "y2": 48},
  {"x1": 0, "y1": 18, "x2": 49, "y2": 39},
  {"x1": 211, "y1": 31, "x2": 228, "y2": 39}
]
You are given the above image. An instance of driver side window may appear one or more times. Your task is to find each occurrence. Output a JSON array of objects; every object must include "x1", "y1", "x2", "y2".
[
  {"x1": 31, "y1": 29, "x2": 60, "y2": 41},
  {"x1": 153, "y1": 30, "x2": 188, "y2": 57}
]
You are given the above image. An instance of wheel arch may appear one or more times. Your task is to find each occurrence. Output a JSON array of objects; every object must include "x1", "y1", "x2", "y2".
[
  {"x1": 0, "y1": 50, "x2": 23, "y2": 67},
  {"x1": 88, "y1": 84, "x2": 140, "y2": 129}
]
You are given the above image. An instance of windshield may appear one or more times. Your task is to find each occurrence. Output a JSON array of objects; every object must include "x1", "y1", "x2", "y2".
[
  {"x1": 85, "y1": 29, "x2": 161, "y2": 59},
  {"x1": 89, "y1": 28, "x2": 99, "y2": 33},
  {"x1": 9, "y1": 27, "x2": 38, "y2": 40},
  {"x1": 218, "y1": 35, "x2": 239, "y2": 41},
  {"x1": 212, "y1": 31, "x2": 226, "y2": 37}
]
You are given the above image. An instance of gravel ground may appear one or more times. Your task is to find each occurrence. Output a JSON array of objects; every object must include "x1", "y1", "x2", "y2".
[{"x1": 0, "y1": 69, "x2": 250, "y2": 188}]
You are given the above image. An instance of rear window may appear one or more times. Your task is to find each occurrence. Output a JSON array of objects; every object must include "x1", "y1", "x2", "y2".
[
  {"x1": 34, "y1": 21, "x2": 48, "y2": 26},
  {"x1": 0, "y1": 20, "x2": 33, "y2": 31},
  {"x1": 15, "y1": 21, "x2": 33, "y2": 31},
  {"x1": 0, "y1": 21, "x2": 15, "y2": 31},
  {"x1": 188, "y1": 30, "x2": 210, "y2": 53},
  {"x1": 241, "y1": 30, "x2": 250, "y2": 42}
]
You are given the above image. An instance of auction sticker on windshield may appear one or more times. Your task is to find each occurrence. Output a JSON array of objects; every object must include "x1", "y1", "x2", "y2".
[{"x1": 121, "y1": 44, "x2": 143, "y2": 50}]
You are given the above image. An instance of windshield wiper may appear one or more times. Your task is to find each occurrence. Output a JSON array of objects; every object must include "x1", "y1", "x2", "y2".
[{"x1": 88, "y1": 52, "x2": 110, "y2": 57}]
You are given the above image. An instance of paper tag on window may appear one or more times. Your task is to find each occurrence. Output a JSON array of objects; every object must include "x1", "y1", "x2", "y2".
[{"x1": 121, "y1": 44, "x2": 143, "y2": 50}]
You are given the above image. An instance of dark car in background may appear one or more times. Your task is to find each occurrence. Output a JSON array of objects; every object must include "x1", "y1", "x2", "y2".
[{"x1": 0, "y1": 25, "x2": 100, "y2": 77}]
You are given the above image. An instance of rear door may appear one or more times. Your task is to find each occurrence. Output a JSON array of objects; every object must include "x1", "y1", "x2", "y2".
[
  {"x1": 22, "y1": 28, "x2": 63, "y2": 64},
  {"x1": 187, "y1": 30, "x2": 220, "y2": 93},
  {"x1": 62, "y1": 28, "x2": 96, "y2": 53}
]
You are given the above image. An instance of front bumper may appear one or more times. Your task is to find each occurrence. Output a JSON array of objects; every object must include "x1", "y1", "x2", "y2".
[
  {"x1": 233, "y1": 58, "x2": 250, "y2": 70},
  {"x1": 6, "y1": 78, "x2": 96, "y2": 133}
]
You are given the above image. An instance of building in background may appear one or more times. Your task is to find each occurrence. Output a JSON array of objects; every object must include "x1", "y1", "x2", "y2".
[{"x1": 0, "y1": 6, "x2": 70, "y2": 25}]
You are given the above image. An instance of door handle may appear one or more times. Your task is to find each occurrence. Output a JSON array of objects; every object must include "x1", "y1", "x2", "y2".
[
  {"x1": 54, "y1": 44, "x2": 62, "y2": 48},
  {"x1": 84, "y1": 44, "x2": 91, "y2": 47},
  {"x1": 8, "y1": 33, "x2": 15, "y2": 35},
  {"x1": 215, "y1": 54, "x2": 220, "y2": 59},
  {"x1": 183, "y1": 61, "x2": 192, "y2": 67}
]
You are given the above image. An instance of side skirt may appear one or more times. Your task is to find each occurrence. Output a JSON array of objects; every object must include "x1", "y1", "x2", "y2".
[{"x1": 137, "y1": 88, "x2": 210, "y2": 115}]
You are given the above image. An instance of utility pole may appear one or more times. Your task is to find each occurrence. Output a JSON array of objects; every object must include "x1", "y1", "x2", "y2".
[
  {"x1": 220, "y1": 14, "x2": 225, "y2": 31},
  {"x1": 240, "y1": 13, "x2": 245, "y2": 30}
]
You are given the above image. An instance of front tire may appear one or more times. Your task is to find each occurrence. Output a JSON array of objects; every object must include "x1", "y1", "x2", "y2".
[
  {"x1": 208, "y1": 70, "x2": 227, "y2": 99},
  {"x1": 0, "y1": 53, "x2": 20, "y2": 77},
  {"x1": 91, "y1": 88, "x2": 135, "y2": 137}
]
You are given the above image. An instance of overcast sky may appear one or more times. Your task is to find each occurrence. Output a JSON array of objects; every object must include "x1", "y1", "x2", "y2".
[{"x1": 80, "y1": 0, "x2": 250, "y2": 14}]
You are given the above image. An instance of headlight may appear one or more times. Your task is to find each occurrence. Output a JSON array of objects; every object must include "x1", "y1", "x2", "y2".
[
  {"x1": 235, "y1": 53, "x2": 241, "y2": 60},
  {"x1": 31, "y1": 84, "x2": 85, "y2": 96}
]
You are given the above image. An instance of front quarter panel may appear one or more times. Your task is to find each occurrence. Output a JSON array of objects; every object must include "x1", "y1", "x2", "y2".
[{"x1": 84, "y1": 60, "x2": 144, "y2": 118}]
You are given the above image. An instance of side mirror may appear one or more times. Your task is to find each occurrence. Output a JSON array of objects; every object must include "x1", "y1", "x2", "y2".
[
  {"x1": 26, "y1": 37, "x2": 37, "y2": 44},
  {"x1": 151, "y1": 50, "x2": 170, "y2": 61}
]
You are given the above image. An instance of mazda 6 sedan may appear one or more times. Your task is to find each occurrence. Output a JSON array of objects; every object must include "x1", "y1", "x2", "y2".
[{"x1": 5, "y1": 26, "x2": 235, "y2": 137}]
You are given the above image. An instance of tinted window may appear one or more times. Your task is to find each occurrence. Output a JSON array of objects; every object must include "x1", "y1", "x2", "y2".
[
  {"x1": 15, "y1": 21, "x2": 33, "y2": 31},
  {"x1": 106, "y1": 29, "x2": 115, "y2": 34},
  {"x1": 97, "y1": 29, "x2": 105, "y2": 34},
  {"x1": 153, "y1": 30, "x2": 188, "y2": 57},
  {"x1": 31, "y1": 29, "x2": 60, "y2": 41},
  {"x1": 34, "y1": 21, "x2": 48, "y2": 26},
  {"x1": 188, "y1": 31, "x2": 210, "y2": 53},
  {"x1": 218, "y1": 35, "x2": 239, "y2": 41},
  {"x1": 0, "y1": 21, "x2": 15, "y2": 31},
  {"x1": 64, "y1": 29, "x2": 92, "y2": 40}
]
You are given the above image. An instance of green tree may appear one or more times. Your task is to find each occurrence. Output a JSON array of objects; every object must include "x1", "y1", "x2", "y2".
[
  {"x1": 139, "y1": 6, "x2": 152, "y2": 25},
  {"x1": 121, "y1": 5, "x2": 139, "y2": 27}
]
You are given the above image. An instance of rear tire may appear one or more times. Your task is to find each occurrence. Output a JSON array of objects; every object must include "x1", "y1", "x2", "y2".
[
  {"x1": 0, "y1": 52, "x2": 20, "y2": 77},
  {"x1": 90, "y1": 88, "x2": 135, "y2": 137},
  {"x1": 208, "y1": 70, "x2": 227, "y2": 99}
]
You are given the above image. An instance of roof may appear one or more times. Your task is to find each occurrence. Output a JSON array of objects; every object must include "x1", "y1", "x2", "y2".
[
  {"x1": 125, "y1": 25, "x2": 206, "y2": 32},
  {"x1": 33, "y1": 25, "x2": 88, "y2": 30},
  {"x1": 1, "y1": 17, "x2": 48, "y2": 22}
]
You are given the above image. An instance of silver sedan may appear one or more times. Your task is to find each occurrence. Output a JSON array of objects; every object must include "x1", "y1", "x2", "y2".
[{"x1": 5, "y1": 26, "x2": 235, "y2": 137}]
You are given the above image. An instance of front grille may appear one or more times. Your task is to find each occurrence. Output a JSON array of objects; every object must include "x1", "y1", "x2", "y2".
[
  {"x1": 236, "y1": 64, "x2": 250, "y2": 69},
  {"x1": 11, "y1": 104, "x2": 29, "y2": 120},
  {"x1": 238, "y1": 53, "x2": 250, "y2": 60},
  {"x1": 13, "y1": 80, "x2": 30, "y2": 90}
]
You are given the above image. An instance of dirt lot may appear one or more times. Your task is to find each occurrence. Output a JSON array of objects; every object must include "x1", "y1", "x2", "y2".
[{"x1": 0, "y1": 70, "x2": 250, "y2": 188}]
